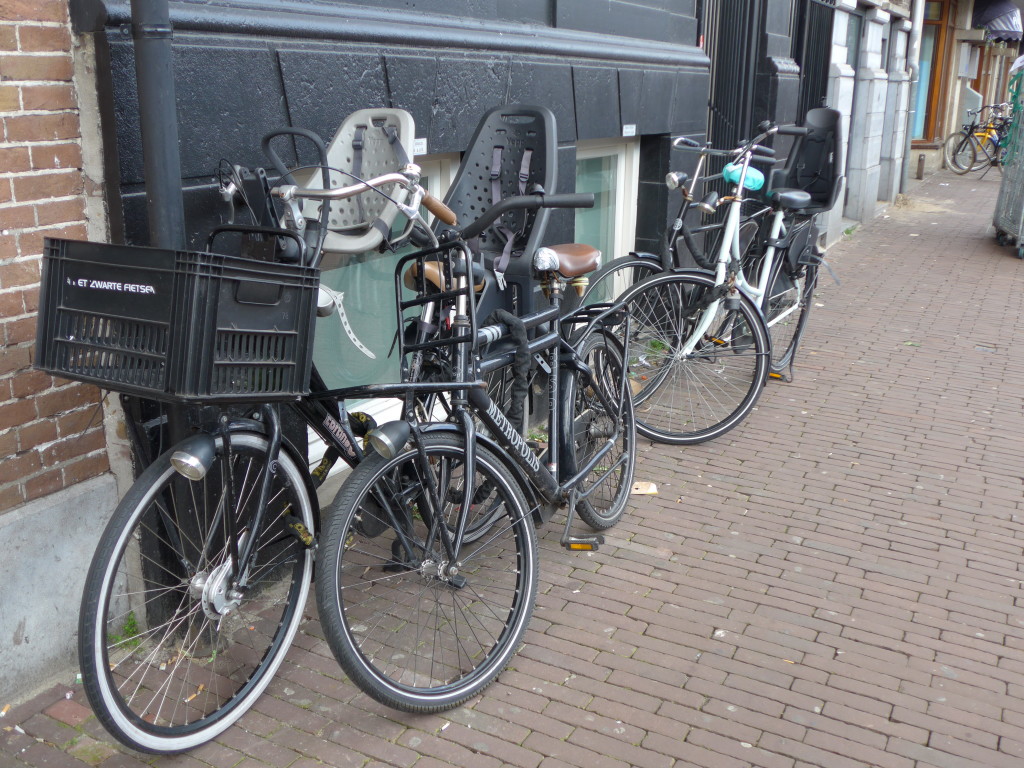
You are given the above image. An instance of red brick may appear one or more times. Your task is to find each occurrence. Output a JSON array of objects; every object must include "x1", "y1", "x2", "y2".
[
  {"x1": 0, "y1": 26, "x2": 17, "y2": 50},
  {"x1": 17, "y1": 26, "x2": 72, "y2": 53},
  {"x1": 0, "y1": 287, "x2": 25, "y2": 315},
  {"x1": 13, "y1": 170, "x2": 83, "y2": 201},
  {"x1": 21, "y1": 83, "x2": 76, "y2": 111},
  {"x1": 4, "y1": 315, "x2": 36, "y2": 344},
  {"x1": 5, "y1": 111, "x2": 79, "y2": 141},
  {"x1": 17, "y1": 418, "x2": 57, "y2": 450},
  {"x1": 35, "y1": 384, "x2": 100, "y2": 418},
  {"x1": 0, "y1": 481, "x2": 25, "y2": 511},
  {"x1": 0, "y1": 257, "x2": 41, "y2": 289},
  {"x1": 0, "y1": 448, "x2": 42, "y2": 482},
  {"x1": 24, "y1": 222, "x2": 87, "y2": 251},
  {"x1": 62, "y1": 452, "x2": 109, "y2": 484},
  {"x1": 0, "y1": 0, "x2": 68, "y2": 22},
  {"x1": 24, "y1": 466, "x2": 63, "y2": 499},
  {"x1": 40, "y1": 428, "x2": 104, "y2": 464},
  {"x1": 30, "y1": 140, "x2": 81, "y2": 170},
  {"x1": 0, "y1": 344, "x2": 32, "y2": 376},
  {"x1": 0, "y1": 53, "x2": 73, "y2": 82},
  {"x1": 0, "y1": 396, "x2": 34, "y2": 430},
  {"x1": 0, "y1": 145, "x2": 30, "y2": 172},
  {"x1": 0, "y1": 84, "x2": 19, "y2": 111},
  {"x1": 9, "y1": 368, "x2": 52, "y2": 399},
  {"x1": 0, "y1": 202, "x2": 37, "y2": 229},
  {"x1": 32, "y1": 196, "x2": 85, "y2": 226},
  {"x1": 55, "y1": 406, "x2": 102, "y2": 437}
]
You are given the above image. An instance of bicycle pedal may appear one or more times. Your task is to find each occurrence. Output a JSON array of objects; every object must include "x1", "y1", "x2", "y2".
[
  {"x1": 768, "y1": 371, "x2": 783, "y2": 379},
  {"x1": 561, "y1": 534, "x2": 604, "y2": 552}
]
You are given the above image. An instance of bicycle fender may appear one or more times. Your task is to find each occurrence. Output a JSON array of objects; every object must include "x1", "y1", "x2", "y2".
[
  {"x1": 420, "y1": 422, "x2": 549, "y2": 526},
  {"x1": 218, "y1": 420, "x2": 323, "y2": 534},
  {"x1": 627, "y1": 251, "x2": 662, "y2": 263}
]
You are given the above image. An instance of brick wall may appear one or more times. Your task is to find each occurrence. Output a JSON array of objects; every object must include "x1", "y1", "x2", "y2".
[{"x1": 0, "y1": 0, "x2": 110, "y2": 513}]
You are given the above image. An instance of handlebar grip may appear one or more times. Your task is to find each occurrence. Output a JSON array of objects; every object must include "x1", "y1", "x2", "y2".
[
  {"x1": 537, "y1": 193, "x2": 595, "y2": 209},
  {"x1": 777, "y1": 125, "x2": 810, "y2": 136},
  {"x1": 423, "y1": 191, "x2": 458, "y2": 226},
  {"x1": 672, "y1": 136, "x2": 703, "y2": 149}
]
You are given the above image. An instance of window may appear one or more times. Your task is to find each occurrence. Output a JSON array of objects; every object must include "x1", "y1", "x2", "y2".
[
  {"x1": 913, "y1": 0, "x2": 956, "y2": 143},
  {"x1": 574, "y1": 139, "x2": 640, "y2": 294}
]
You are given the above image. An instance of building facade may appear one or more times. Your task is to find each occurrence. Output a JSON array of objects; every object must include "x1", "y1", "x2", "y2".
[{"x1": 9, "y1": 0, "x2": 988, "y2": 700}]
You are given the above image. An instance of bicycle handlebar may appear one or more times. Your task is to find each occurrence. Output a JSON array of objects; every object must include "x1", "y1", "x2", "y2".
[
  {"x1": 273, "y1": 170, "x2": 416, "y2": 202},
  {"x1": 423, "y1": 192, "x2": 458, "y2": 226},
  {"x1": 458, "y1": 193, "x2": 595, "y2": 241}
]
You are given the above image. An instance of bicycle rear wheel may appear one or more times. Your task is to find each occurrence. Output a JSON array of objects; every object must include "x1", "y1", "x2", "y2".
[
  {"x1": 763, "y1": 257, "x2": 818, "y2": 374},
  {"x1": 943, "y1": 132, "x2": 975, "y2": 174},
  {"x1": 580, "y1": 255, "x2": 663, "y2": 306},
  {"x1": 315, "y1": 431, "x2": 538, "y2": 712},
  {"x1": 79, "y1": 432, "x2": 314, "y2": 754},
  {"x1": 619, "y1": 271, "x2": 770, "y2": 445},
  {"x1": 563, "y1": 329, "x2": 636, "y2": 530}
]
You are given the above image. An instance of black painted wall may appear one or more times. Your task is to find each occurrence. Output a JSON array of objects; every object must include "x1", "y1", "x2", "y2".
[{"x1": 78, "y1": 0, "x2": 710, "y2": 252}]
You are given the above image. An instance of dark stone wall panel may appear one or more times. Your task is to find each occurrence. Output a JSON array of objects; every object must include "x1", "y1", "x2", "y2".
[
  {"x1": 617, "y1": 69, "x2": 644, "y2": 131},
  {"x1": 508, "y1": 61, "x2": 575, "y2": 144},
  {"x1": 555, "y1": 0, "x2": 693, "y2": 44},
  {"x1": 572, "y1": 66, "x2": 620, "y2": 141},
  {"x1": 277, "y1": 49, "x2": 388, "y2": 164},
  {"x1": 108, "y1": 36, "x2": 293, "y2": 184},
  {"x1": 671, "y1": 69, "x2": 710, "y2": 134},
  {"x1": 637, "y1": 70, "x2": 675, "y2": 135},
  {"x1": 384, "y1": 54, "x2": 440, "y2": 146},
  {"x1": 429, "y1": 56, "x2": 511, "y2": 153}
]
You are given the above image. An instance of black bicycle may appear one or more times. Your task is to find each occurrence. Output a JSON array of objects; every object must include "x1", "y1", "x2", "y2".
[{"x1": 41, "y1": 107, "x2": 634, "y2": 752}]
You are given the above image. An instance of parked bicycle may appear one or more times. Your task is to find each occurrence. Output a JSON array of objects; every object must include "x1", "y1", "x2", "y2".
[
  {"x1": 944, "y1": 102, "x2": 1013, "y2": 175},
  {"x1": 582, "y1": 109, "x2": 842, "y2": 445},
  {"x1": 36, "y1": 107, "x2": 633, "y2": 752}
]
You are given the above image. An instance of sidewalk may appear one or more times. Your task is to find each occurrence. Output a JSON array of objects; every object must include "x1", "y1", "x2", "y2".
[{"x1": 5, "y1": 168, "x2": 1024, "y2": 768}]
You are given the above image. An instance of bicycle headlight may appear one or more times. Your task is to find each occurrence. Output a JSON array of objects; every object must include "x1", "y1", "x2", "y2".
[
  {"x1": 367, "y1": 421, "x2": 411, "y2": 460},
  {"x1": 170, "y1": 434, "x2": 217, "y2": 481}
]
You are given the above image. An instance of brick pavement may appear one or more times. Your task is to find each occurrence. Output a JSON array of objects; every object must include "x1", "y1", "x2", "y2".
[{"x1": 4, "y1": 168, "x2": 1024, "y2": 768}]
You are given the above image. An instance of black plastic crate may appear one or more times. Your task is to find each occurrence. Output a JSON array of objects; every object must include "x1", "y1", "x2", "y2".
[{"x1": 35, "y1": 238, "x2": 319, "y2": 402}]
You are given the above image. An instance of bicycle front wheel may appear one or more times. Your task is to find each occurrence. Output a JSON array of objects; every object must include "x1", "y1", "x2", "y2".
[
  {"x1": 943, "y1": 132, "x2": 975, "y2": 174},
  {"x1": 316, "y1": 431, "x2": 538, "y2": 712},
  {"x1": 79, "y1": 432, "x2": 314, "y2": 754},
  {"x1": 763, "y1": 257, "x2": 818, "y2": 374},
  {"x1": 620, "y1": 271, "x2": 770, "y2": 445},
  {"x1": 563, "y1": 329, "x2": 636, "y2": 529}
]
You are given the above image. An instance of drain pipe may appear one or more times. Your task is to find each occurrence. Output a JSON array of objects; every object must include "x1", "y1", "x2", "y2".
[
  {"x1": 129, "y1": 0, "x2": 188, "y2": 456},
  {"x1": 900, "y1": 0, "x2": 925, "y2": 192},
  {"x1": 130, "y1": 0, "x2": 185, "y2": 249}
]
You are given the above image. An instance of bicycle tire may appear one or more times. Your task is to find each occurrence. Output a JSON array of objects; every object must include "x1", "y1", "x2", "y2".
[
  {"x1": 79, "y1": 432, "x2": 314, "y2": 754},
  {"x1": 943, "y1": 132, "x2": 975, "y2": 174},
  {"x1": 315, "y1": 431, "x2": 538, "y2": 713},
  {"x1": 618, "y1": 271, "x2": 770, "y2": 445},
  {"x1": 763, "y1": 258, "x2": 818, "y2": 374},
  {"x1": 563, "y1": 329, "x2": 636, "y2": 530},
  {"x1": 580, "y1": 255, "x2": 663, "y2": 306}
]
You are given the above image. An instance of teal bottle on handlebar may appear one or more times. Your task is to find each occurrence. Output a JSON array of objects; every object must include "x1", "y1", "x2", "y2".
[{"x1": 723, "y1": 162, "x2": 765, "y2": 191}]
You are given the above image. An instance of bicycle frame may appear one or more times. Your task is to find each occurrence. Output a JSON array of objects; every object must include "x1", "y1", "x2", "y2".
[{"x1": 395, "y1": 243, "x2": 634, "y2": 546}]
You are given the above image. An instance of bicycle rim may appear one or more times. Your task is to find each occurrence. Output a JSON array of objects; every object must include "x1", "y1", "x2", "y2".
[
  {"x1": 316, "y1": 432, "x2": 537, "y2": 712},
  {"x1": 943, "y1": 132, "x2": 975, "y2": 174},
  {"x1": 764, "y1": 260, "x2": 815, "y2": 372},
  {"x1": 621, "y1": 272, "x2": 770, "y2": 445},
  {"x1": 78, "y1": 433, "x2": 313, "y2": 754},
  {"x1": 565, "y1": 330, "x2": 636, "y2": 529}
]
